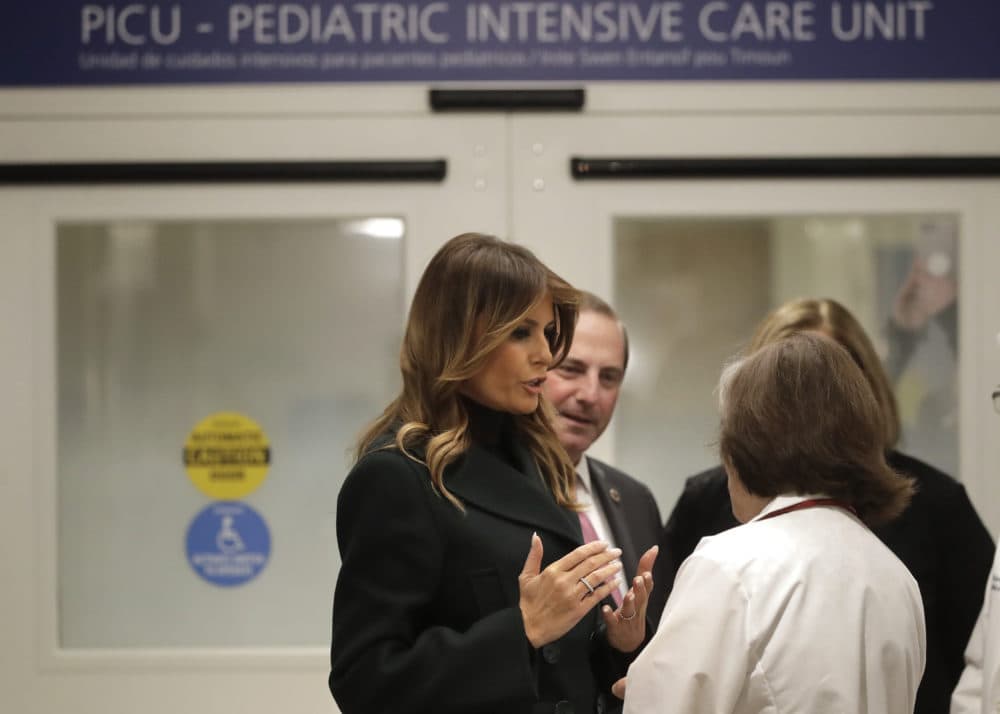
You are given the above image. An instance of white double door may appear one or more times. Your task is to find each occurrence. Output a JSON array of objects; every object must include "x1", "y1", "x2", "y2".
[{"x1": 2, "y1": 112, "x2": 998, "y2": 714}]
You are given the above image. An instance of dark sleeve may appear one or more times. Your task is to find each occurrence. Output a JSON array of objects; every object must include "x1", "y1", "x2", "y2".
[
  {"x1": 589, "y1": 617, "x2": 633, "y2": 705},
  {"x1": 935, "y1": 301, "x2": 958, "y2": 357},
  {"x1": 623, "y1": 477, "x2": 663, "y2": 569},
  {"x1": 936, "y1": 480, "x2": 995, "y2": 688},
  {"x1": 329, "y1": 451, "x2": 537, "y2": 714},
  {"x1": 884, "y1": 302, "x2": 959, "y2": 382},
  {"x1": 651, "y1": 468, "x2": 738, "y2": 615},
  {"x1": 642, "y1": 483, "x2": 664, "y2": 548},
  {"x1": 883, "y1": 316, "x2": 923, "y2": 382}
]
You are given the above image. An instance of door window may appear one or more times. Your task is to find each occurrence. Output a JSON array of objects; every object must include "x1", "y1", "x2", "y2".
[
  {"x1": 613, "y1": 213, "x2": 959, "y2": 506},
  {"x1": 57, "y1": 217, "x2": 404, "y2": 647}
]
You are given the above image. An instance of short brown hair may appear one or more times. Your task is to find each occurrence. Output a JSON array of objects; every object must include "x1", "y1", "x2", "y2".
[
  {"x1": 577, "y1": 290, "x2": 629, "y2": 371},
  {"x1": 718, "y1": 332, "x2": 914, "y2": 526},
  {"x1": 748, "y1": 298, "x2": 900, "y2": 448}
]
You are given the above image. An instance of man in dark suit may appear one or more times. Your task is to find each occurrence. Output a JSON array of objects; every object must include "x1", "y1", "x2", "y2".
[{"x1": 543, "y1": 291, "x2": 664, "y2": 628}]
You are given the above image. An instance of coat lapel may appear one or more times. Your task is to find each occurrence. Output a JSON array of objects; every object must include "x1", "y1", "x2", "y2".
[
  {"x1": 446, "y1": 442, "x2": 583, "y2": 547},
  {"x1": 589, "y1": 457, "x2": 660, "y2": 631}
]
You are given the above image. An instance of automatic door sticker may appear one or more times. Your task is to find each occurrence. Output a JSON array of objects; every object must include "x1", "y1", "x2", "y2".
[
  {"x1": 183, "y1": 412, "x2": 270, "y2": 499},
  {"x1": 186, "y1": 501, "x2": 271, "y2": 587}
]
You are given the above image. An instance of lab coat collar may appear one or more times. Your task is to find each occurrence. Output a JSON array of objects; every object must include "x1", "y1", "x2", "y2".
[{"x1": 749, "y1": 493, "x2": 831, "y2": 523}]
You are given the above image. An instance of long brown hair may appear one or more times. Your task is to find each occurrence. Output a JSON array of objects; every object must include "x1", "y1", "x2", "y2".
[
  {"x1": 719, "y1": 333, "x2": 914, "y2": 526},
  {"x1": 356, "y1": 233, "x2": 580, "y2": 509},
  {"x1": 747, "y1": 298, "x2": 901, "y2": 449}
]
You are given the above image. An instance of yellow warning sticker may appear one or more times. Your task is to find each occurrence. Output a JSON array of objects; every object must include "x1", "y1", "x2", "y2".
[{"x1": 183, "y1": 412, "x2": 270, "y2": 499}]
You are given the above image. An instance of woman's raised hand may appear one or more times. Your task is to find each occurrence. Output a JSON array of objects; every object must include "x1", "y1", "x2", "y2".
[
  {"x1": 518, "y1": 533, "x2": 623, "y2": 648},
  {"x1": 603, "y1": 545, "x2": 658, "y2": 653}
]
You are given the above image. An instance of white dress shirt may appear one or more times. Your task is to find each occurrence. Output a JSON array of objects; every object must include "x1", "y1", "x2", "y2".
[
  {"x1": 952, "y1": 544, "x2": 1000, "y2": 714},
  {"x1": 624, "y1": 494, "x2": 926, "y2": 714},
  {"x1": 576, "y1": 457, "x2": 628, "y2": 603}
]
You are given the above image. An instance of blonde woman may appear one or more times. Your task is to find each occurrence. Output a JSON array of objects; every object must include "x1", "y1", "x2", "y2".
[{"x1": 329, "y1": 234, "x2": 657, "y2": 714}]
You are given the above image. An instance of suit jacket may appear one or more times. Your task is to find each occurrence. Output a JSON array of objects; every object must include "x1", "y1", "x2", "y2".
[
  {"x1": 586, "y1": 457, "x2": 664, "y2": 628},
  {"x1": 330, "y1": 430, "x2": 628, "y2": 714},
  {"x1": 653, "y1": 451, "x2": 995, "y2": 714}
]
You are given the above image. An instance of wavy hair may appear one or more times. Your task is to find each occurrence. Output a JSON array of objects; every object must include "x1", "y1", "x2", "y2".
[
  {"x1": 356, "y1": 233, "x2": 580, "y2": 509},
  {"x1": 747, "y1": 298, "x2": 900, "y2": 449}
]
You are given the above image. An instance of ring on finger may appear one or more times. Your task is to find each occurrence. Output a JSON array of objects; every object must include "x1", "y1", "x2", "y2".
[
  {"x1": 579, "y1": 576, "x2": 596, "y2": 595},
  {"x1": 619, "y1": 610, "x2": 638, "y2": 622}
]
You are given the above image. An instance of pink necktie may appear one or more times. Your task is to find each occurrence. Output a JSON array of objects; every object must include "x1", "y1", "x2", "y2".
[{"x1": 578, "y1": 511, "x2": 623, "y2": 607}]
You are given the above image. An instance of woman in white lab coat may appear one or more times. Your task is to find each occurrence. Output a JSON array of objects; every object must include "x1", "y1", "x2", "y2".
[{"x1": 622, "y1": 332, "x2": 927, "y2": 714}]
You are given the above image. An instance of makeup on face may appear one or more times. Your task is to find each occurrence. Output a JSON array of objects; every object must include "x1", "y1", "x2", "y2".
[{"x1": 462, "y1": 295, "x2": 556, "y2": 415}]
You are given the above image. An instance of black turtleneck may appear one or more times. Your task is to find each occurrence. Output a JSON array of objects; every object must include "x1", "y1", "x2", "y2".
[{"x1": 462, "y1": 397, "x2": 522, "y2": 472}]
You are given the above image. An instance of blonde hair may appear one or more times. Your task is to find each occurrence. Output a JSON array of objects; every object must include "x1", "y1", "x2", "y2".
[
  {"x1": 356, "y1": 233, "x2": 580, "y2": 509},
  {"x1": 747, "y1": 298, "x2": 900, "y2": 449}
]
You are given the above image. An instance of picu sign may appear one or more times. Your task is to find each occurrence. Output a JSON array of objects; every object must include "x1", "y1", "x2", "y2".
[
  {"x1": 79, "y1": 1, "x2": 935, "y2": 47},
  {"x1": 79, "y1": 2, "x2": 450, "y2": 46},
  {"x1": 4, "y1": 0, "x2": 999, "y2": 84}
]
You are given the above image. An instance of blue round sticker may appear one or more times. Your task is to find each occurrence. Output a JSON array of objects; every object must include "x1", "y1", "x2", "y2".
[{"x1": 185, "y1": 501, "x2": 271, "y2": 587}]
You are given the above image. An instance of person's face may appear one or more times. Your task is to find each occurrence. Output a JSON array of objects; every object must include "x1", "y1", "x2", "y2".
[
  {"x1": 542, "y1": 311, "x2": 625, "y2": 465},
  {"x1": 462, "y1": 295, "x2": 556, "y2": 415}
]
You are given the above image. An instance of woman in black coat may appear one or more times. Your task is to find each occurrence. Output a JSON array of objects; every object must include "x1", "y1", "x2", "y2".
[
  {"x1": 652, "y1": 297, "x2": 994, "y2": 714},
  {"x1": 330, "y1": 233, "x2": 657, "y2": 714}
]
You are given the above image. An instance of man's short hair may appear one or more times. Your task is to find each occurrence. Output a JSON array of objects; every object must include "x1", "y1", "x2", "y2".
[{"x1": 577, "y1": 291, "x2": 629, "y2": 372}]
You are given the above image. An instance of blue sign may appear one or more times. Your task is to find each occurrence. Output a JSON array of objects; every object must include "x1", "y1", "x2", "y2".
[
  {"x1": 186, "y1": 501, "x2": 271, "y2": 587},
  {"x1": 3, "y1": 1, "x2": 1000, "y2": 86}
]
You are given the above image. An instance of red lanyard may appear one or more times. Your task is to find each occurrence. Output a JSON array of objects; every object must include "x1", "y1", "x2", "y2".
[{"x1": 757, "y1": 498, "x2": 859, "y2": 522}]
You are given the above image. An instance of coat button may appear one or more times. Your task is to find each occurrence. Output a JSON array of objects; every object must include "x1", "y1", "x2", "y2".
[
  {"x1": 541, "y1": 643, "x2": 561, "y2": 664},
  {"x1": 596, "y1": 695, "x2": 606, "y2": 714},
  {"x1": 554, "y1": 701, "x2": 575, "y2": 714}
]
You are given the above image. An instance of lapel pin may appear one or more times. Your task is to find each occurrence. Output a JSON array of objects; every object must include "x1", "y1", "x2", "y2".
[{"x1": 609, "y1": 487, "x2": 621, "y2": 504}]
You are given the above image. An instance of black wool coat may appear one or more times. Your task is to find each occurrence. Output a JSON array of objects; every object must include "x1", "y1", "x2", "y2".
[{"x1": 330, "y1": 432, "x2": 628, "y2": 714}]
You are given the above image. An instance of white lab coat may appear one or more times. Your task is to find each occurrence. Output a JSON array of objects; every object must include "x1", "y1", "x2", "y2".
[
  {"x1": 625, "y1": 494, "x2": 926, "y2": 714},
  {"x1": 952, "y1": 544, "x2": 1000, "y2": 714}
]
